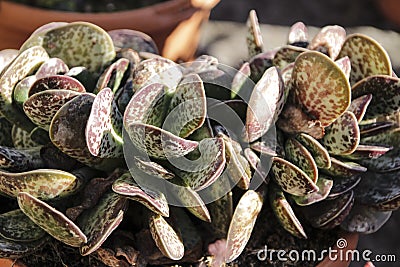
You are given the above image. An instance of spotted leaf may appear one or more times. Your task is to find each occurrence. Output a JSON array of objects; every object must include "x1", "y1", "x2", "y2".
[
  {"x1": 108, "y1": 29, "x2": 159, "y2": 54},
  {"x1": 359, "y1": 121, "x2": 397, "y2": 138},
  {"x1": 246, "y1": 10, "x2": 263, "y2": 58},
  {"x1": 347, "y1": 94, "x2": 372, "y2": 122},
  {"x1": 287, "y1": 22, "x2": 308, "y2": 46},
  {"x1": 322, "y1": 111, "x2": 360, "y2": 155},
  {"x1": 327, "y1": 175, "x2": 361, "y2": 199},
  {"x1": 338, "y1": 33, "x2": 391, "y2": 84},
  {"x1": 0, "y1": 235, "x2": 48, "y2": 259},
  {"x1": 246, "y1": 67, "x2": 284, "y2": 142},
  {"x1": 35, "y1": 57, "x2": 69, "y2": 79},
  {"x1": 321, "y1": 157, "x2": 367, "y2": 178},
  {"x1": 79, "y1": 192, "x2": 127, "y2": 256},
  {"x1": 292, "y1": 176, "x2": 333, "y2": 206},
  {"x1": 273, "y1": 45, "x2": 308, "y2": 70},
  {"x1": 149, "y1": 214, "x2": 184, "y2": 260},
  {"x1": 335, "y1": 56, "x2": 351, "y2": 81},
  {"x1": 94, "y1": 58, "x2": 130, "y2": 94},
  {"x1": 308, "y1": 25, "x2": 346, "y2": 59},
  {"x1": 231, "y1": 62, "x2": 251, "y2": 99},
  {"x1": 17, "y1": 192, "x2": 87, "y2": 247},
  {"x1": 134, "y1": 157, "x2": 175, "y2": 180},
  {"x1": 13, "y1": 76, "x2": 37, "y2": 107},
  {"x1": 270, "y1": 186, "x2": 307, "y2": 238},
  {"x1": 271, "y1": 157, "x2": 318, "y2": 196},
  {"x1": 296, "y1": 133, "x2": 331, "y2": 169},
  {"x1": 0, "y1": 49, "x2": 18, "y2": 73},
  {"x1": 225, "y1": 190, "x2": 263, "y2": 263},
  {"x1": 29, "y1": 75, "x2": 86, "y2": 97},
  {"x1": 248, "y1": 51, "x2": 274, "y2": 82},
  {"x1": 0, "y1": 146, "x2": 43, "y2": 172},
  {"x1": 11, "y1": 125, "x2": 41, "y2": 149},
  {"x1": 342, "y1": 144, "x2": 391, "y2": 160},
  {"x1": 291, "y1": 51, "x2": 351, "y2": 127}
]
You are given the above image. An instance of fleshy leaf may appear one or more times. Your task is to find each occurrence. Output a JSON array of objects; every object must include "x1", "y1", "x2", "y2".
[
  {"x1": 0, "y1": 146, "x2": 43, "y2": 172},
  {"x1": 0, "y1": 169, "x2": 78, "y2": 200},
  {"x1": 327, "y1": 175, "x2": 361, "y2": 199},
  {"x1": 321, "y1": 157, "x2": 367, "y2": 178},
  {"x1": 347, "y1": 94, "x2": 372, "y2": 122},
  {"x1": 246, "y1": 67, "x2": 284, "y2": 142},
  {"x1": 270, "y1": 186, "x2": 307, "y2": 238},
  {"x1": 271, "y1": 157, "x2": 318, "y2": 196},
  {"x1": 225, "y1": 190, "x2": 263, "y2": 263},
  {"x1": 291, "y1": 51, "x2": 351, "y2": 127},
  {"x1": 94, "y1": 58, "x2": 130, "y2": 94},
  {"x1": 246, "y1": 10, "x2": 263, "y2": 58},
  {"x1": 79, "y1": 192, "x2": 127, "y2": 256},
  {"x1": 273, "y1": 45, "x2": 308, "y2": 70},
  {"x1": 29, "y1": 75, "x2": 86, "y2": 96},
  {"x1": 287, "y1": 22, "x2": 308, "y2": 45},
  {"x1": 292, "y1": 176, "x2": 333, "y2": 206},
  {"x1": 308, "y1": 25, "x2": 346, "y2": 60},
  {"x1": 0, "y1": 49, "x2": 18, "y2": 73},
  {"x1": 17, "y1": 192, "x2": 87, "y2": 247},
  {"x1": 250, "y1": 141, "x2": 277, "y2": 157},
  {"x1": 342, "y1": 144, "x2": 391, "y2": 160},
  {"x1": 248, "y1": 51, "x2": 274, "y2": 82},
  {"x1": 359, "y1": 121, "x2": 397, "y2": 138},
  {"x1": 231, "y1": 62, "x2": 251, "y2": 99},
  {"x1": 13, "y1": 76, "x2": 37, "y2": 107},
  {"x1": 335, "y1": 56, "x2": 351, "y2": 81},
  {"x1": 322, "y1": 111, "x2": 360, "y2": 155},
  {"x1": 134, "y1": 157, "x2": 175, "y2": 180},
  {"x1": 338, "y1": 33, "x2": 392, "y2": 84},
  {"x1": 35, "y1": 57, "x2": 69, "y2": 79},
  {"x1": 11, "y1": 125, "x2": 41, "y2": 149},
  {"x1": 296, "y1": 133, "x2": 331, "y2": 169},
  {"x1": 0, "y1": 235, "x2": 48, "y2": 259},
  {"x1": 108, "y1": 29, "x2": 159, "y2": 54}
]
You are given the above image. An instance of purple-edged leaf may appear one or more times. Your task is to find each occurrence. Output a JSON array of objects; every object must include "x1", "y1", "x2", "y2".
[
  {"x1": 124, "y1": 83, "x2": 168, "y2": 128},
  {"x1": 86, "y1": 88, "x2": 123, "y2": 158},
  {"x1": 29, "y1": 75, "x2": 86, "y2": 96},
  {"x1": 0, "y1": 46, "x2": 49, "y2": 131},
  {"x1": 23, "y1": 89, "x2": 81, "y2": 130},
  {"x1": 338, "y1": 33, "x2": 392, "y2": 84},
  {"x1": 296, "y1": 133, "x2": 331, "y2": 169},
  {"x1": 246, "y1": 10, "x2": 263, "y2": 58},
  {"x1": 246, "y1": 67, "x2": 284, "y2": 142},
  {"x1": 79, "y1": 192, "x2": 128, "y2": 256},
  {"x1": 172, "y1": 137, "x2": 225, "y2": 191},
  {"x1": 35, "y1": 57, "x2": 69, "y2": 79},
  {"x1": 291, "y1": 51, "x2": 351, "y2": 127},
  {"x1": 340, "y1": 204, "x2": 391, "y2": 234},
  {"x1": 125, "y1": 122, "x2": 198, "y2": 159},
  {"x1": 134, "y1": 157, "x2": 175, "y2": 180},
  {"x1": 335, "y1": 56, "x2": 351, "y2": 81},
  {"x1": 352, "y1": 75, "x2": 400, "y2": 119},
  {"x1": 288, "y1": 22, "x2": 308, "y2": 45},
  {"x1": 0, "y1": 169, "x2": 78, "y2": 200},
  {"x1": 225, "y1": 190, "x2": 263, "y2": 263},
  {"x1": 273, "y1": 45, "x2": 308, "y2": 70},
  {"x1": 94, "y1": 58, "x2": 130, "y2": 93},
  {"x1": 108, "y1": 29, "x2": 159, "y2": 54},
  {"x1": 250, "y1": 141, "x2": 277, "y2": 157},
  {"x1": 244, "y1": 148, "x2": 270, "y2": 181},
  {"x1": 133, "y1": 57, "x2": 182, "y2": 92},
  {"x1": 359, "y1": 121, "x2": 397, "y2": 138},
  {"x1": 358, "y1": 137, "x2": 400, "y2": 172},
  {"x1": 0, "y1": 209, "x2": 46, "y2": 242},
  {"x1": 322, "y1": 111, "x2": 360, "y2": 155},
  {"x1": 292, "y1": 176, "x2": 333, "y2": 206},
  {"x1": 301, "y1": 191, "x2": 354, "y2": 229},
  {"x1": 231, "y1": 62, "x2": 251, "y2": 99},
  {"x1": 342, "y1": 144, "x2": 391, "y2": 160},
  {"x1": 327, "y1": 175, "x2": 361, "y2": 199},
  {"x1": 308, "y1": 25, "x2": 346, "y2": 60},
  {"x1": 17, "y1": 192, "x2": 87, "y2": 247},
  {"x1": 269, "y1": 186, "x2": 307, "y2": 238},
  {"x1": 271, "y1": 157, "x2": 318, "y2": 196},
  {"x1": 0, "y1": 146, "x2": 43, "y2": 172},
  {"x1": 321, "y1": 157, "x2": 367, "y2": 178},
  {"x1": 112, "y1": 172, "x2": 169, "y2": 217},
  {"x1": 347, "y1": 94, "x2": 372, "y2": 122},
  {"x1": 164, "y1": 74, "x2": 206, "y2": 138},
  {"x1": 149, "y1": 214, "x2": 184, "y2": 260},
  {"x1": 285, "y1": 138, "x2": 318, "y2": 183}
]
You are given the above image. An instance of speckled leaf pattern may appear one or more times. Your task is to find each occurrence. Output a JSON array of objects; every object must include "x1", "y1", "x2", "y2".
[
  {"x1": 206, "y1": 184, "x2": 233, "y2": 238},
  {"x1": 285, "y1": 138, "x2": 318, "y2": 183},
  {"x1": 13, "y1": 76, "x2": 37, "y2": 107},
  {"x1": 112, "y1": 172, "x2": 169, "y2": 217},
  {"x1": 29, "y1": 75, "x2": 86, "y2": 96},
  {"x1": 246, "y1": 10, "x2": 263, "y2": 58},
  {"x1": 301, "y1": 191, "x2": 354, "y2": 229},
  {"x1": 246, "y1": 67, "x2": 284, "y2": 142},
  {"x1": 108, "y1": 29, "x2": 159, "y2": 54},
  {"x1": 231, "y1": 62, "x2": 251, "y2": 99},
  {"x1": 342, "y1": 144, "x2": 391, "y2": 160},
  {"x1": 375, "y1": 197, "x2": 400, "y2": 211},
  {"x1": 0, "y1": 209, "x2": 46, "y2": 242},
  {"x1": 17, "y1": 192, "x2": 87, "y2": 247},
  {"x1": 271, "y1": 157, "x2": 318, "y2": 196},
  {"x1": 79, "y1": 192, "x2": 127, "y2": 256},
  {"x1": 352, "y1": 75, "x2": 400, "y2": 119},
  {"x1": 328, "y1": 175, "x2": 361, "y2": 199},
  {"x1": 321, "y1": 157, "x2": 367, "y2": 178},
  {"x1": 291, "y1": 51, "x2": 351, "y2": 127},
  {"x1": 0, "y1": 146, "x2": 43, "y2": 171},
  {"x1": 0, "y1": 235, "x2": 48, "y2": 259},
  {"x1": 35, "y1": 57, "x2": 69, "y2": 79},
  {"x1": 149, "y1": 214, "x2": 184, "y2": 260},
  {"x1": 308, "y1": 25, "x2": 346, "y2": 60},
  {"x1": 338, "y1": 33, "x2": 392, "y2": 84},
  {"x1": 165, "y1": 74, "x2": 206, "y2": 138},
  {"x1": 23, "y1": 89, "x2": 81, "y2": 130},
  {"x1": 347, "y1": 94, "x2": 372, "y2": 122},
  {"x1": 225, "y1": 190, "x2": 263, "y2": 263},
  {"x1": 272, "y1": 45, "x2": 308, "y2": 70},
  {"x1": 35, "y1": 22, "x2": 116, "y2": 73},
  {"x1": 86, "y1": 88, "x2": 123, "y2": 158},
  {"x1": 244, "y1": 148, "x2": 269, "y2": 181},
  {"x1": 249, "y1": 141, "x2": 277, "y2": 157},
  {"x1": 0, "y1": 169, "x2": 78, "y2": 200},
  {"x1": 124, "y1": 83, "x2": 168, "y2": 128},
  {"x1": 11, "y1": 126, "x2": 41, "y2": 149},
  {"x1": 359, "y1": 121, "x2": 397, "y2": 138},
  {"x1": 322, "y1": 111, "x2": 360, "y2": 155},
  {"x1": 335, "y1": 56, "x2": 351, "y2": 81},
  {"x1": 94, "y1": 58, "x2": 130, "y2": 93},
  {"x1": 248, "y1": 51, "x2": 275, "y2": 82},
  {"x1": 292, "y1": 176, "x2": 333, "y2": 206},
  {"x1": 0, "y1": 49, "x2": 18, "y2": 73},
  {"x1": 340, "y1": 204, "x2": 391, "y2": 234},
  {"x1": 0, "y1": 46, "x2": 49, "y2": 131},
  {"x1": 125, "y1": 122, "x2": 198, "y2": 159},
  {"x1": 270, "y1": 186, "x2": 307, "y2": 238},
  {"x1": 132, "y1": 57, "x2": 182, "y2": 92},
  {"x1": 287, "y1": 22, "x2": 308, "y2": 45},
  {"x1": 296, "y1": 133, "x2": 331, "y2": 169},
  {"x1": 134, "y1": 157, "x2": 175, "y2": 180}
]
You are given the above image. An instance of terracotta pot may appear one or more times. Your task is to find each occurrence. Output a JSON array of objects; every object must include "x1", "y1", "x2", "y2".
[
  {"x1": 376, "y1": 0, "x2": 400, "y2": 28},
  {"x1": 0, "y1": 0, "x2": 220, "y2": 61},
  {"x1": 0, "y1": 258, "x2": 26, "y2": 267}
]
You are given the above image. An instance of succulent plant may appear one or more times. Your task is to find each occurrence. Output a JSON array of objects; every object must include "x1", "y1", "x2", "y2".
[{"x1": 0, "y1": 11, "x2": 399, "y2": 267}]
